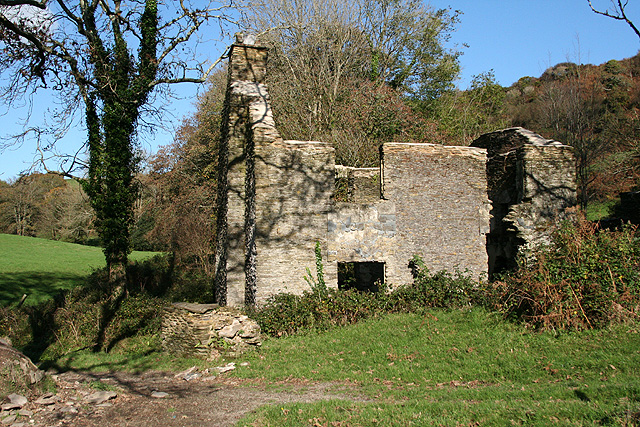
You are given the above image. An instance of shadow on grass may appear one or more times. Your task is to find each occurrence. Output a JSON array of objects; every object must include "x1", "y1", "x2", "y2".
[
  {"x1": 1, "y1": 272, "x2": 85, "y2": 363},
  {"x1": 38, "y1": 350, "x2": 193, "y2": 398},
  {"x1": 3, "y1": 255, "x2": 185, "y2": 367},
  {"x1": 0, "y1": 272, "x2": 87, "y2": 307},
  {"x1": 41, "y1": 348, "x2": 159, "y2": 374}
]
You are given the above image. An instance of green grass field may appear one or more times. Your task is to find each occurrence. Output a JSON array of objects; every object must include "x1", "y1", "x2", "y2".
[
  {"x1": 231, "y1": 309, "x2": 640, "y2": 426},
  {"x1": 0, "y1": 233, "x2": 160, "y2": 306}
]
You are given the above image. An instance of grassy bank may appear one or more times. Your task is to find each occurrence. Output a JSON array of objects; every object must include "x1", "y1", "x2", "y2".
[
  {"x1": 232, "y1": 309, "x2": 640, "y2": 426},
  {"x1": 0, "y1": 234, "x2": 160, "y2": 306}
]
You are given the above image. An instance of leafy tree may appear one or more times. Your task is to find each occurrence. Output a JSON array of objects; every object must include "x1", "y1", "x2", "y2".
[
  {"x1": 241, "y1": 0, "x2": 461, "y2": 166},
  {"x1": 0, "y1": 1, "x2": 235, "y2": 287},
  {"x1": 436, "y1": 70, "x2": 508, "y2": 145},
  {"x1": 141, "y1": 70, "x2": 226, "y2": 272},
  {"x1": 35, "y1": 179, "x2": 95, "y2": 243},
  {"x1": 0, "y1": 173, "x2": 94, "y2": 241}
]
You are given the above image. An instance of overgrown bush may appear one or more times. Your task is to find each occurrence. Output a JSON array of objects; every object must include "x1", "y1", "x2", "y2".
[
  {"x1": 248, "y1": 288, "x2": 386, "y2": 337},
  {"x1": 1, "y1": 282, "x2": 165, "y2": 362},
  {"x1": 395, "y1": 256, "x2": 486, "y2": 310},
  {"x1": 492, "y1": 217, "x2": 640, "y2": 330},
  {"x1": 251, "y1": 262, "x2": 483, "y2": 337}
]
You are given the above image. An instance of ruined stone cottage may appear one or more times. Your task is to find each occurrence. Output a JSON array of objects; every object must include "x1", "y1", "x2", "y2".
[{"x1": 213, "y1": 36, "x2": 577, "y2": 307}]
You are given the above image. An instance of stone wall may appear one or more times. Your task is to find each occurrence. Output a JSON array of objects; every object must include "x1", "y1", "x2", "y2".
[
  {"x1": 161, "y1": 303, "x2": 261, "y2": 359},
  {"x1": 216, "y1": 36, "x2": 336, "y2": 305},
  {"x1": 328, "y1": 143, "x2": 490, "y2": 287},
  {"x1": 381, "y1": 143, "x2": 491, "y2": 284},
  {"x1": 215, "y1": 36, "x2": 284, "y2": 306},
  {"x1": 334, "y1": 166, "x2": 380, "y2": 203},
  {"x1": 328, "y1": 201, "x2": 397, "y2": 263},
  {"x1": 253, "y1": 140, "x2": 336, "y2": 304},
  {"x1": 213, "y1": 37, "x2": 576, "y2": 305},
  {"x1": 471, "y1": 128, "x2": 577, "y2": 276}
]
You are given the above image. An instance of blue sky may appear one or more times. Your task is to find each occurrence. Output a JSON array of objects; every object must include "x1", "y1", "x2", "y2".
[
  {"x1": 433, "y1": 0, "x2": 640, "y2": 87},
  {"x1": 1, "y1": 0, "x2": 639, "y2": 181}
]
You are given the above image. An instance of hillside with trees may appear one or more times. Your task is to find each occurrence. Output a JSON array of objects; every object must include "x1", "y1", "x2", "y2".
[
  {"x1": 503, "y1": 56, "x2": 640, "y2": 211},
  {"x1": 1, "y1": 0, "x2": 638, "y2": 271}
]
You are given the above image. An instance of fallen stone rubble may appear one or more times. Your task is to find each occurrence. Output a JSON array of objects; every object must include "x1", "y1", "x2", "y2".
[{"x1": 0, "y1": 384, "x2": 118, "y2": 426}]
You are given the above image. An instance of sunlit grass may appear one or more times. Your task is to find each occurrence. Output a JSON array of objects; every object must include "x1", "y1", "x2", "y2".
[
  {"x1": 0, "y1": 233, "x2": 160, "y2": 306},
  {"x1": 232, "y1": 309, "x2": 640, "y2": 426}
]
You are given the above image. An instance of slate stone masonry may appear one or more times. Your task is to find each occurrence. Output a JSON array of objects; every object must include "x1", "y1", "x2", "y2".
[
  {"x1": 471, "y1": 128, "x2": 577, "y2": 277},
  {"x1": 214, "y1": 36, "x2": 577, "y2": 305},
  {"x1": 161, "y1": 303, "x2": 262, "y2": 359}
]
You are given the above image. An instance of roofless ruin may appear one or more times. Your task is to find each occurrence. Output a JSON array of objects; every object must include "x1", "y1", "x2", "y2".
[{"x1": 213, "y1": 35, "x2": 577, "y2": 306}]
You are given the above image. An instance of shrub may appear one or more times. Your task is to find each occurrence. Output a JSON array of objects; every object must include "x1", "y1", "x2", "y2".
[
  {"x1": 249, "y1": 288, "x2": 385, "y2": 337},
  {"x1": 127, "y1": 254, "x2": 216, "y2": 303},
  {"x1": 253, "y1": 216, "x2": 640, "y2": 337},
  {"x1": 3, "y1": 283, "x2": 166, "y2": 362},
  {"x1": 0, "y1": 255, "x2": 180, "y2": 361},
  {"x1": 251, "y1": 260, "x2": 482, "y2": 337},
  {"x1": 493, "y1": 217, "x2": 640, "y2": 330},
  {"x1": 303, "y1": 241, "x2": 328, "y2": 298},
  {"x1": 392, "y1": 256, "x2": 484, "y2": 311}
]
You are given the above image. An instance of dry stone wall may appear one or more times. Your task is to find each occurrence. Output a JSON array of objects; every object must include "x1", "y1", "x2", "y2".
[
  {"x1": 334, "y1": 166, "x2": 380, "y2": 203},
  {"x1": 253, "y1": 140, "x2": 336, "y2": 303},
  {"x1": 215, "y1": 35, "x2": 284, "y2": 306},
  {"x1": 472, "y1": 128, "x2": 577, "y2": 276},
  {"x1": 328, "y1": 201, "x2": 397, "y2": 264},
  {"x1": 161, "y1": 303, "x2": 261, "y2": 359},
  {"x1": 329, "y1": 143, "x2": 491, "y2": 287},
  {"x1": 381, "y1": 143, "x2": 491, "y2": 284}
]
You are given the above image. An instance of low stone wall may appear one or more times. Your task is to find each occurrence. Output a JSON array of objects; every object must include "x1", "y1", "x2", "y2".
[
  {"x1": 0, "y1": 338, "x2": 45, "y2": 399},
  {"x1": 161, "y1": 303, "x2": 262, "y2": 360}
]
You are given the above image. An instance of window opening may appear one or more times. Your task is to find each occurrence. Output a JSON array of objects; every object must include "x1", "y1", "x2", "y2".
[{"x1": 338, "y1": 261, "x2": 384, "y2": 292}]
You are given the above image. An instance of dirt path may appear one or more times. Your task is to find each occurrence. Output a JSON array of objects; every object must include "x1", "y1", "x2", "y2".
[{"x1": 27, "y1": 370, "x2": 367, "y2": 427}]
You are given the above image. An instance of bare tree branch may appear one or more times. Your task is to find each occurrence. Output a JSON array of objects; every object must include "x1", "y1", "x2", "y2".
[
  {"x1": 1, "y1": 0, "x2": 238, "y2": 170},
  {"x1": 588, "y1": 0, "x2": 640, "y2": 39},
  {"x1": 0, "y1": 1, "x2": 46, "y2": 8},
  {"x1": 150, "y1": 51, "x2": 228, "y2": 87}
]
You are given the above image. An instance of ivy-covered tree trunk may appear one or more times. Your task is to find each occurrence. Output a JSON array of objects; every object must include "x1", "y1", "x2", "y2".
[
  {"x1": 84, "y1": 99, "x2": 139, "y2": 285},
  {"x1": 2, "y1": 0, "x2": 234, "y2": 304},
  {"x1": 81, "y1": 0, "x2": 158, "y2": 288}
]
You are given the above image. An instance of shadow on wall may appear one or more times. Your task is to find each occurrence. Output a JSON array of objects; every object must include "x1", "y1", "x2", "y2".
[{"x1": 471, "y1": 128, "x2": 577, "y2": 278}]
